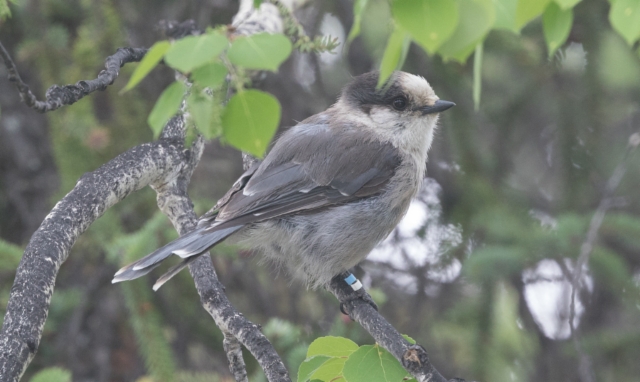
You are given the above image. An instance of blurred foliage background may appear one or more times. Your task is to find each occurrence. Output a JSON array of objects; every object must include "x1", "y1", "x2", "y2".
[{"x1": 1, "y1": 0, "x2": 639, "y2": 381}]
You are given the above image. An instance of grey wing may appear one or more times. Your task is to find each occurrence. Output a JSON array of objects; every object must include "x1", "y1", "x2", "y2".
[
  {"x1": 208, "y1": 123, "x2": 402, "y2": 227},
  {"x1": 112, "y1": 121, "x2": 401, "y2": 287},
  {"x1": 196, "y1": 161, "x2": 260, "y2": 227}
]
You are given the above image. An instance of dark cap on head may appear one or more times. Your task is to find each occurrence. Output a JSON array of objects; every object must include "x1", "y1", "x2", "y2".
[{"x1": 342, "y1": 72, "x2": 406, "y2": 113}]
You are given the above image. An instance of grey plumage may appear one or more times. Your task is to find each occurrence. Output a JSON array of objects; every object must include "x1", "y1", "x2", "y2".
[
  {"x1": 112, "y1": 225, "x2": 243, "y2": 283},
  {"x1": 112, "y1": 71, "x2": 454, "y2": 289}
]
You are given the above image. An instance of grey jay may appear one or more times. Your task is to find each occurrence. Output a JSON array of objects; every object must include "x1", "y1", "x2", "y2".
[{"x1": 112, "y1": 71, "x2": 454, "y2": 291}]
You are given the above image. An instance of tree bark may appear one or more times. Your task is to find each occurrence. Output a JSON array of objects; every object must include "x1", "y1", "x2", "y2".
[{"x1": 0, "y1": 124, "x2": 194, "y2": 380}]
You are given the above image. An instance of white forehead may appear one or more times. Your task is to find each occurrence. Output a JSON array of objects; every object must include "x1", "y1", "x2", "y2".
[{"x1": 397, "y1": 72, "x2": 438, "y2": 103}]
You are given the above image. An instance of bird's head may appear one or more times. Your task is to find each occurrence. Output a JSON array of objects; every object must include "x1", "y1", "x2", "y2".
[{"x1": 336, "y1": 71, "x2": 454, "y2": 159}]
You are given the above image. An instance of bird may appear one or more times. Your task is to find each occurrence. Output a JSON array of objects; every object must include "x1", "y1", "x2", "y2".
[{"x1": 112, "y1": 71, "x2": 455, "y2": 291}]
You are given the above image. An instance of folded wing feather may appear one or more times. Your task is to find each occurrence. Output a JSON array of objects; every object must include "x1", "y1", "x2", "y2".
[{"x1": 112, "y1": 121, "x2": 401, "y2": 289}]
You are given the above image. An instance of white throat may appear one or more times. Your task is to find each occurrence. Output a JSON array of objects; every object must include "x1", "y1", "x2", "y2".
[{"x1": 366, "y1": 106, "x2": 438, "y2": 166}]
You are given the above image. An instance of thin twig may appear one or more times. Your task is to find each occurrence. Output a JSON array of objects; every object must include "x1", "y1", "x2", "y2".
[
  {"x1": 266, "y1": 0, "x2": 339, "y2": 53},
  {"x1": 568, "y1": 132, "x2": 639, "y2": 382},
  {"x1": 0, "y1": 41, "x2": 147, "y2": 113},
  {"x1": 0, "y1": 19, "x2": 200, "y2": 114}
]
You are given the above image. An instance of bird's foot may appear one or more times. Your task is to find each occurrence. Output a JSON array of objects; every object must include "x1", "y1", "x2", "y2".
[
  {"x1": 339, "y1": 288, "x2": 378, "y2": 316},
  {"x1": 338, "y1": 273, "x2": 378, "y2": 316}
]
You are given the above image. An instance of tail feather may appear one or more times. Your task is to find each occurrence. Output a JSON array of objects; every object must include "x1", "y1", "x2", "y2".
[
  {"x1": 132, "y1": 226, "x2": 211, "y2": 271},
  {"x1": 112, "y1": 224, "x2": 243, "y2": 285},
  {"x1": 111, "y1": 260, "x2": 162, "y2": 283},
  {"x1": 152, "y1": 255, "x2": 200, "y2": 291}
]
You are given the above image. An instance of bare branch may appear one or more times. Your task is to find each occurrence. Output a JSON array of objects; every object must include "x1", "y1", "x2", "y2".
[{"x1": 567, "y1": 132, "x2": 639, "y2": 382}]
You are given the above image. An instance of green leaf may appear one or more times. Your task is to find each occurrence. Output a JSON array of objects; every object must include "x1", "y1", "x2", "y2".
[
  {"x1": 492, "y1": 0, "x2": 518, "y2": 31},
  {"x1": 543, "y1": 2, "x2": 573, "y2": 56},
  {"x1": 187, "y1": 92, "x2": 214, "y2": 139},
  {"x1": 298, "y1": 355, "x2": 330, "y2": 382},
  {"x1": 30, "y1": 367, "x2": 72, "y2": 382},
  {"x1": 553, "y1": 0, "x2": 581, "y2": 9},
  {"x1": 515, "y1": 0, "x2": 551, "y2": 31},
  {"x1": 307, "y1": 337, "x2": 359, "y2": 358},
  {"x1": 609, "y1": 0, "x2": 640, "y2": 46},
  {"x1": 310, "y1": 357, "x2": 347, "y2": 381},
  {"x1": 191, "y1": 62, "x2": 228, "y2": 88},
  {"x1": 473, "y1": 43, "x2": 483, "y2": 111},
  {"x1": 254, "y1": 0, "x2": 263, "y2": 7},
  {"x1": 165, "y1": 33, "x2": 228, "y2": 73},
  {"x1": 147, "y1": 81, "x2": 185, "y2": 138},
  {"x1": 347, "y1": 0, "x2": 370, "y2": 43},
  {"x1": 185, "y1": 123, "x2": 199, "y2": 147},
  {"x1": 121, "y1": 40, "x2": 171, "y2": 93},
  {"x1": 221, "y1": 90, "x2": 281, "y2": 157},
  {"x1": 343, "y1": 345, "x2": 407, "y2": 382},
  {"x1": 391, "y1": 0, "x2": 459, "y2": 54},
  {"x1": 0, "y1": 0, "x2": 12, "y2": 21},
  {"x1": 227, "y1": 33, "x2": 293, "y2": 71},
  {"x1": 378, "y1": 27, "x2": 411, "y2": 88},
  {"x1": 402, "y1": 334, "x2": 417, "y2": 344},
  {"x1": 438, "y1": 0, "x2": 495, "y2": 62},
  {"x1": 597, "y1": 31, "x2": 640, "y2": 89}
]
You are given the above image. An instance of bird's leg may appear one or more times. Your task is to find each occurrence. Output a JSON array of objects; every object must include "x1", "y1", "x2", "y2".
[{"x1": 331, "y1": 272, "x2": 378, "y2": 317}]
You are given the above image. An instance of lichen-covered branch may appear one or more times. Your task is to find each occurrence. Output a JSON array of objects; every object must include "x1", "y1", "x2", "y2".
[
  {"x1": 329, "y1": 274, "x2": 454, "y2": 382},
  {"x1": 152, "y1": 117, "x2": 290, "y2": 382},
  {"x1": 223, "y1": 334, "x2": 249, "y2": 382},
  {"x1": 0, "y1": 18, "x2": 203, "y2": 116},
  {"x1": 0, "y1": 40, "x2": 147, "y2": 113},
  {"x1": 154, "y1": 185, "x2": 291, "y2": 382},
  {"x1": 0, "y1": 117, "x2": 193, "y2": 381}
]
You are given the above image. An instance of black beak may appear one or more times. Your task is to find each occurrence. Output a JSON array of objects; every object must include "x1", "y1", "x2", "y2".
[{"x1": 421, "y1": 100, "x2": 456, "y2": 115}]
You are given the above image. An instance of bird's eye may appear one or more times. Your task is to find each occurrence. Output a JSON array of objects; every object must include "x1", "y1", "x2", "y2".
[{"x1": 392, "y1": 96, "x2": 407, "y2": 111}]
